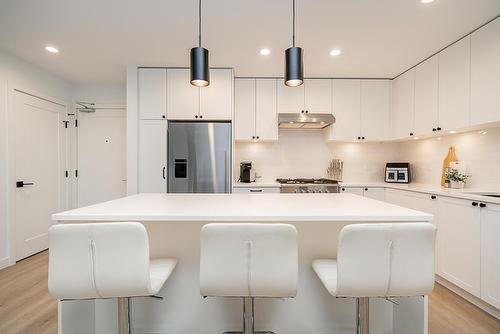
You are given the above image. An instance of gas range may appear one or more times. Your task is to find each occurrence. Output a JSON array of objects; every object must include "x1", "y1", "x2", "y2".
[{"x1": 276, "y1": 178, "x2": 340, "y2": 193}]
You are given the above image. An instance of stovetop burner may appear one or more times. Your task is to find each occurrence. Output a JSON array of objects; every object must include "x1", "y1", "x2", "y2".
[{"x1": 276, "y1": 178, "x2": 339, "y2": 185}]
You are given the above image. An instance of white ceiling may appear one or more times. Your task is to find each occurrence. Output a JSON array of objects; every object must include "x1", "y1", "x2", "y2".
[{"x1": 0, "y1": 0, "x2": 499, "y2": 84}]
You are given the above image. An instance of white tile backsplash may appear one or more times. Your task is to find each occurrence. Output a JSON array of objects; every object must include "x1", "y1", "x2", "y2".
[{"x1": 235, "y1": 126, "x2": 500, "y2": 190}]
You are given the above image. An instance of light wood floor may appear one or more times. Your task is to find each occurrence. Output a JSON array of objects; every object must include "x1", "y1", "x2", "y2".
[{"x1": 0, "y1": 251, "x2": 499, "y2": 334}]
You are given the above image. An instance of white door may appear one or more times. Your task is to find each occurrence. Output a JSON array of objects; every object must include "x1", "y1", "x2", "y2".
[
  {"x1": 391, "y1": 69, "x2": 415, "y2": 139},
  {"x1": 138, "y1": 68, "x2": 167, "y2": 120},
  {"x1": 329, "y1": 79, "x2": 361, "y2": 141},
  {"x1": 414, "y1": 56, "x2": 439, "y2": 135},
  {"x1": 234, "y1": 78, "x2": 256, "y2": 141},
  {"x1": 199, "y1": 69, "x2": 233, "y2": 120},
  {"x1": 167, "y1": 68, "x2": 199, "y2": 120},
  {"x1": 14, "y1": 91, "x2": 65, "y2": 260},
  {"x1": 277, "y1": 82, "x2": 304, "y2": 113},
  {"x1": 437, "y1": 196, "x2": 481, "y2": 297},
  {"x1": 255, "y1": 79, "x2": 278, "y2": 141},
  {"x1": 471, "y1": 17, "x2": 500, "y2": 126},
  {"x1": 304, "y1": 79, "x2": 332, "y2": 114},
  {"x1": 138, "y1": 120, "x2": 167, "y2": 193},
  {"x1": 77, "y1": 109, "x2": 126, "y2": 207},
  {"x1": 480, "y1": 203, "x2": 500, "y2": 309},
  {"x1": 438, "y1": 37, "x2": 471, "y2": 131},
  {"x1": 360, "y1": 80, "x2": 390, "y2": 141}
]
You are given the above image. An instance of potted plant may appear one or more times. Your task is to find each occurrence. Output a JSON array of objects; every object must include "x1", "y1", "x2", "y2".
[{"x1": 444, "y1": 168, "x2": 470, "y2": 189}]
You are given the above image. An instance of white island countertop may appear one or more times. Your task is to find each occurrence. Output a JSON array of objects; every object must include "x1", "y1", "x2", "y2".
[{"x1": 52, "y1": 193, "x2": 432, "y2": 222}]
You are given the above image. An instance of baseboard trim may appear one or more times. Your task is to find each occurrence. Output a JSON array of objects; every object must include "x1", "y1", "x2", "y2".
[
  {"x1": 0, "y1": 257, "x2": 11, "y2": 270},
  {"x1": 436, "y1": 275, "x2": 500, "y2": 319}
]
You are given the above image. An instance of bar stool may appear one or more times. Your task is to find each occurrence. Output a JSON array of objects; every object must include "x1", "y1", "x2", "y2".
[
  {"x1": 200, "y1": 223, "x2": 298, "y2": 334},
  {"x1": 312, "y1": 223, "x2": 436, "y2": 334},
  {"x1": 48, "y1": 222, "x2": 177, "y2": 334}
]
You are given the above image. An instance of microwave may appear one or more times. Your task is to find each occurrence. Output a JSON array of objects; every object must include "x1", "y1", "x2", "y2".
[{"x1": 385, "y1": 163, "x2": 410, "y2": 183}]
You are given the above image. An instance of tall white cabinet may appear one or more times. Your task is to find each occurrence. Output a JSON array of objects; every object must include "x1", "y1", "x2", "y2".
[
  {"x1": 480, "y1": 203, "x2": 500, "y2": 309},
  {"x1": 138, "y1": 68, "x2": 167, "y2": 120},
  {"x1": 414, "y1": 56, "x2": 439, "y2": 135},
  {"x1": 391, "y1": 69, "x2": 415, "y2": 139},
  {"x1": 138, "y1": 120, "x2": 167, "y2": 193}
]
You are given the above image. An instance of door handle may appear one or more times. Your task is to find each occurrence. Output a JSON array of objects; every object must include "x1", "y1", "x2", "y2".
[
  {"x1": 16, "y1": 181, "x2": 34, "y2": 188},
  {"x1": 250, "y1": 189, "x2": 263, "y2": 192},
  {"x1": 162, "y1": 167, "x2": 166, "y2": 180}
]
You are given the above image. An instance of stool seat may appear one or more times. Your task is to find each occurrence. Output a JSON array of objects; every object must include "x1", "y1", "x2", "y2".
[
  {"x1": 312, "y1": 259, "x2": 338, "y2": 296},
  {"x1": 149, "y1": 258, "x2": 177, "y2": 295}
]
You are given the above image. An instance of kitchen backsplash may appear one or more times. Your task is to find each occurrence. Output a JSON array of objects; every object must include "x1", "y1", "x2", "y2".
[
  {"x1": 234, "y1": 129, "x2": 399, "y2": 183},
  {"x1": 397, "y1": 126, "x2": 500, "y2": 189},
  {"x1": 235, "y1": 126, "x2": 500, "y2": 189}
]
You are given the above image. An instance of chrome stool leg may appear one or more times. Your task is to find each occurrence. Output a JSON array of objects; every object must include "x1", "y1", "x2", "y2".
[
  {"x1": 356, "y1": 297, "x2": 369, "y2": 334},
  {"x1": 223, "y1": 297, "x2": 274, "y2": 334},
  {"x1": 118, "y1": 297, "x2": 131, "y2": 334}
]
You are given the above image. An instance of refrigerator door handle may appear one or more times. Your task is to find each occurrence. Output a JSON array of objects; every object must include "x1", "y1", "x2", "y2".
[{"x1": 224, "y1": 150, "x2": 228, "y2": 193}]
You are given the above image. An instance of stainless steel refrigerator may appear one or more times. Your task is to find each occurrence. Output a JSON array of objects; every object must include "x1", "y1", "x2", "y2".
[{"x1": 168, "y1": 122, "x2": 232, "y2": 193}]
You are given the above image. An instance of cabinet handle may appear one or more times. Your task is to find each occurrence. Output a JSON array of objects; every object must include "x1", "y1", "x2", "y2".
[
  {"x1": 250, "y1": 189, "x2": 263, "y2": 192},
  {"x1": 341, "y1": 187, "x2": 346, "y2": 191},
  {"x1": 306, "y1": 110, "x2": 309, "y2": 113},
  {"x1": 410, "y1": 132, "x2": 414, "y2": 136},
  {"x1": 362, "y1": 137, "x2": 365, "y2": 140},
  {"x1": 162, "y1": 115, "x2": 166, "y2": 119},
  {"x1": 437, "y1": 127, "x2": 442, "y2": 131},
  {"x1": 252, "y1": 136, "x2": 255, "y2": 139},
  {"x1": 472, "y1": 202, "x2": 478, "y2": 207},
  {"x1": 301, "y1": 110, "x2": 304, "y2": 113},
  {"x1": 195, "y1": 115, "x2": 198, "y2": 118},
  {"x1": 200, "y1": 115, "x2": 203, "y2": 119},
  {"x1": 364, "y1": 188, "x2": 368, "y2": 191},
  {"x1": 432, "y1": 128, "x2": 437, "y2": 132},
  {"x1": 256, "y1": 136, "x2": 260, "y2": 139},
  {"x1": 431, "y1": 195, "x2": 436, "y2": 199},
  {"x1": 357, "y1": 137, "x2": 361, "y2": 140},
  {"x1": 162, "y1": 167, "x2": 166, "y2": 180},
  {"x1": 479, "y1": 203, "x2": 486, "y2": 208}
]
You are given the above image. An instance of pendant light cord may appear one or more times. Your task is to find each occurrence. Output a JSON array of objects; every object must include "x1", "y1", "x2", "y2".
[
  {"x1": 292, "y1": 0, "x2": 295, "y2": 47},
  {"x1": 198, "y1": 0, "x2": 202, "y2": 47}
]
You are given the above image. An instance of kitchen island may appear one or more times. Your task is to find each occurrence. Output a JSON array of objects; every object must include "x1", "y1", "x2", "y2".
[{"x1": 53, "y1": 193, "x2": 433, "y2": 334}]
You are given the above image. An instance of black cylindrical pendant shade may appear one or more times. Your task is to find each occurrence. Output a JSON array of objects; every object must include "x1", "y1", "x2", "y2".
[
  {"x1": 190, "y1": 47, "x2": 210, "y2": 87},
  {"x1": 285, "y1": 47, "x2": 303, "y2": 87}
]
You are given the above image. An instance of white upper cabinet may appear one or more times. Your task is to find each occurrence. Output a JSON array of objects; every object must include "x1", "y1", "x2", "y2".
[
  {"x1": 438, "y1": 37, "x2": 471, "y2": 131},
  {"x1": 304, "y1": 79, "x2": 332, "y2": 114},
  {"x1": 360, "y1": 80, "x2": 391, "y2": 141},
  {"x1": 138, "y1": 68, "x2": 167, "y2": 120},
  {"x1": 327, "y1": 79, "x2": 361, "y2": 141},
  {"x1": 480, "y1": 203, "x2": 500, "y2": 309},
  {"x1": 255, "y1": 79, "x2": 278, "y2": 141},
  {"x1": 414, "y1": 56, "x2": 439, "y2": 135},
  {"x1": 234, "y1": 78, "x2": 277, "y2": 141},
  {"x1": 391, "y1": 69, "x2": 415, "y2": 139},
  {"x1": 167, "y1": 68, "x2": 199, "y2": 120},
  {"x1": 200, "y1": 68, "x2": 233, "y2": 120},
  {"x1": 471, "y1": 17, "x2": 500, "y2": 126},
  {"x1": 277, "y1": 83, "x2": 304, "y2": 113},
  {"x1": 138, "y1": 120, "x2": 167, "y2": 193},
  {"x1": 234, "y1": 79, "x2": 256, "y2": 141}
]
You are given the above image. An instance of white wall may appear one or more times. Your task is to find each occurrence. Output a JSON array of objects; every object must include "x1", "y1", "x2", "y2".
[
  {"x1": 397, "y1": 127, "x2": 500, "y2": 189},
  {"x1": 0, "y1": 49, "x2": 71, "y2": 268},
  {"x1": 71, "y1": 84, "x2": 126, "y2": 105},
  {"x1": 234, "y1": 129, "x2": 400, "y2": 182}
]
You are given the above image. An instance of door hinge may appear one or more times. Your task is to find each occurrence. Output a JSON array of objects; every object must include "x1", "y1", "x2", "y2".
[
  {"x1": 75, "y1": 170, "x2": 78, "y2": 178},
  {"x1": 65, "y1": 170, "x2": 69, "y2": 178},
  {"x1": 63, "y1": 120, "x2": 69, "y2": 128},
  {"x1": 75, "y1": 119, "x2": 78, "y2": 127}
]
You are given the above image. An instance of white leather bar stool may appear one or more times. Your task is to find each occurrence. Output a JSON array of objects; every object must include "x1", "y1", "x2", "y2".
[
  {"x1": 48, "y1": 222, "x2": 177, "y2": 334},
  {"x1": 312, "y1": 223, "x2": 436, "y2": 334},
  {"x1": 200, "y1": 223, "x2": 298, "y2": 334}
]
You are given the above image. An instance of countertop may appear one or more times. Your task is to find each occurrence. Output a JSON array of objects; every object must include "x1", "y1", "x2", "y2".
[{"x1": 52, "y1": 193, "x2": 432, "y2": 222}]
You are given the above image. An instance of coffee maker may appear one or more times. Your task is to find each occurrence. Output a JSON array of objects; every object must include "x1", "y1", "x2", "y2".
[{"x1": 239, "y1": 161, "x2": 252, "y2": 183}]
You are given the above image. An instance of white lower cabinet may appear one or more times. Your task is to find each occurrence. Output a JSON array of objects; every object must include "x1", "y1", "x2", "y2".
[
  {"x1": 437, "y1": 197, "x2": 481, "y2": 297},
  {"x1": 480, "y1": 203, "x2": 500, "y2": 309},
  {"x1": 138, "y1": 120, "x2": 167, "y2": 193},
  {"x1": 340, "y1": 186, "x2": 384, "y2": 200},
  {"x1": 232, "y1": 187, "x2": 280, "y2": 194},
  {"x1": 340, "y1": 186, "x2": 364, "y2": 196}
]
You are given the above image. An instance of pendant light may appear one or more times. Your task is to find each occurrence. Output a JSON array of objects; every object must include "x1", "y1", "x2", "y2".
[
  {"x1": 190, "y1": 0, "x2": 209, "y2": 87},
  {"x1": 285, "y1": 0, "x2": 303, "y2": 87}
]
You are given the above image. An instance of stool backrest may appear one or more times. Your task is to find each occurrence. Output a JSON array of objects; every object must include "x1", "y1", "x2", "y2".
[
  {"x1": 337, "y1": 223, "x2": 436, "y2": 298},
  {"x1": 48, "y1": 222, "x2": 153, "y2": 299},
  {"x1": 200, "y1": 223, "x2": 298, "y2": 298}
]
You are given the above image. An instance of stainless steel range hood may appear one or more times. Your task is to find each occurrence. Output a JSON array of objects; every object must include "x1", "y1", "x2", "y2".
[{"x1": 278, "y1": 113, "x2": 336, "y2": 129}]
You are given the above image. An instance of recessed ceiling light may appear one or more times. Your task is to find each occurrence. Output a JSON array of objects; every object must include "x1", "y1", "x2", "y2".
[
  {"x1": 329, "y1": 48, "x2": 341, "y2": 56},
  {"x1": 45, "y1": 45, "x2": 59, "y2": 54},
  {"x1": 260, "y1": 48, "x2": 271, "y2": 56},
  {"x1": 421, "y1": 0, "x2": 435, "y2": 3}
]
